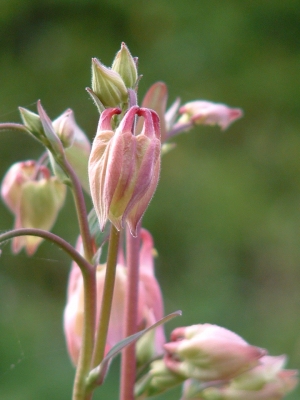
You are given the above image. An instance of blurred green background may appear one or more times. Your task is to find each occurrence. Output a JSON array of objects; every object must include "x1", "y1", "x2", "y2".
[{"x1": 0, "y1": 0, "x2": 300, "y2": 399}]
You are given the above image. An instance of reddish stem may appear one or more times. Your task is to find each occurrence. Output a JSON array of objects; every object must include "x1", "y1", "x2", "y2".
[{"x1": 120, "y1": 224, "x2": 141, "y2": 400}]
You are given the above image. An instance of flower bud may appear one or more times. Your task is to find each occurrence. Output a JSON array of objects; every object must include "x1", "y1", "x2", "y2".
[
  {"x1": 52, "y1": 109, "x2": 76, "y2": 148},
  {"x1": 64, "y1": 229, "x2": 165, "y2": 366},
  {"x1": 91, "y1": 58, "x2": 128, "y2": 107},
  {"x1": 89, "y1": 106, "x2": 161, "y2": 236},
  {"x1": 178, "y1": 101, "x2": 243, "y2": 130},
  {"x1": 112, "y1": 42, "x2": 138, "y2": 89},
  {"x1": 52, "y1": 109, "x2": 91, "y2": 192},
  {"x1": 19, "y1": 107, "x2": 44, "y2": 140},
  {"x1": 197, "y1": 355, "x2": 298, "y2": 400},
  {"x1": 164, "y1": 324, "x2": 266, "y2": 382},
  {"x1": 1, "y1": 161, "x2": 66, "y2": 255}
]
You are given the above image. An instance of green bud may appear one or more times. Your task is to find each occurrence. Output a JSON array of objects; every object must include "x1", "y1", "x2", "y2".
[
  {"x1": 111, "y1": 42, "x2": 138, "y2": 88},
  {"x1": 91, "y1": 58, "x2": 128, "y2": 107},
  {"x1": 19, "y1": 107, "x2": 45, "y2": 143},
  {"x1": 37, "y1": 100, "x2": 64, "y2": 157}
]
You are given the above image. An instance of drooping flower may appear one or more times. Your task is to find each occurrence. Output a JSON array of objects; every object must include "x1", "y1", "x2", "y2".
[
  {"x1": 1, "y1": 161, "x2": 66, "y2": 255},
  {"x1": 63, "y1": 229, "x2": 165, "y2": 366},
  {"x1": 164, "y1": 324, "x2": 266, "y2": 382},
  {"x1": 88, "y1": 106, "x2": 161, "y2": 236}
]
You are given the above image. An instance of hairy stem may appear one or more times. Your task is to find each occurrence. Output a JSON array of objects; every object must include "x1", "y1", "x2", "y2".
[{"x1": 120, "y1": 225, "x2": 141, "y2": 400}]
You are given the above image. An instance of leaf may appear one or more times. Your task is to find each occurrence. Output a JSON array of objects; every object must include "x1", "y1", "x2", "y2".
[
  {"x1": 88, "y1": 208, "x2": 111, "y2": 248},
  {"x1": 85, "y1": 310, "x2": 182, "y2": 389}
]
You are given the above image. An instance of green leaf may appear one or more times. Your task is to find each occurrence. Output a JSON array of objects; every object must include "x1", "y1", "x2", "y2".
[
  {"x1": 85, "y1": 310, "x2": 182, "y2": 390},
  {"x1": 88, "y1": 208, "x2": 111, "y2": 249}
]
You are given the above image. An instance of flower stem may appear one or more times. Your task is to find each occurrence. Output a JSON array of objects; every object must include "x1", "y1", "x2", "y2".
[
  {"x1": 0, "y1": 228, "x2": 92, "y2": 274},
  {"x1": 0, "y1": 123, "x2": 29, "y2": 133},
  {"x1": 61, "y1": 158, "x2": 94, "y2": 263},
  {"x1": 91, "y1": 224, "x2": 120, "y2": 370},
  {"x1": 120, "y1": 224, "x2": 141, "y2": 400},
  {"x1": 72, "y1": 266, "x2": 97, "y2": 400}
]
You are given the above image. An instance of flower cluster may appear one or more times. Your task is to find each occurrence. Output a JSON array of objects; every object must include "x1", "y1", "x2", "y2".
[
  {"x1": 0, "y1": 42, "x2": 297, "y2": 400},
  {"x1": 136, "y1": 324, "x2": 297, "y2": 400}
]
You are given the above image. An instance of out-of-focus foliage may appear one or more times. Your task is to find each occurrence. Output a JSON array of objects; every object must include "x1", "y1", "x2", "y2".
[{"x1": 0, "y1": 1, "x2": 299, "y2": 399}]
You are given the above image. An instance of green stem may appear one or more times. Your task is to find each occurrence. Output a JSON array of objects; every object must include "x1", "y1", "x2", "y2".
[
  {"x1": 91, "y1": 225, "x2": 120, "y2": 370},
  {"x1": 72, "y1": 266, "x2": 97, "y2": 400},
  {"x1": 0, "y1": 228, "x2": 92, "y2": 274}
]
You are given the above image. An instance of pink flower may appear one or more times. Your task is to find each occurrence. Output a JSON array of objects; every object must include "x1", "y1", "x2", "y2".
[
  {"x1": 63, "y1": 229, "x2": 165, "y2": 366},
  {"x1": 164, "y1": 324, "x2": 266, "y2": 382},
  {"x1": 89, "y1": 106, "x2": 161, "y2": 236},
  {"x1": 184, "y1": 355, "x2": 298, "y2": 399},
  {"x1": 178, "y1": 101, "x2": 243, "y2": 130},
  {"x1": 1, "y1": 161, "x2": 66, "y2": 255}
]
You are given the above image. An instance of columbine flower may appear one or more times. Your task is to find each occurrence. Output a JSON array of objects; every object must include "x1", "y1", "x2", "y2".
[
  {"x1": 88, "y1": 106, "x2": 161, "y2": 236},
  {"x1": 164, "y1": 324, "x2": 266, "y2": 382},
  {"x1": 1, "y1": 161, "x2": 66, "y2": 255},
  {"x1": 63, "y1": 229, "x2": 165, "y2": 366},
  {"x1": 178, "y1": 101, "x2": 243, "y2": 131}
]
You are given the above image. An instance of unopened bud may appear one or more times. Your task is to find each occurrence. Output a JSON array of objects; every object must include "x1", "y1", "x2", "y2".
[
  {"x1": 112, "y1": 42, "x2": 138, "y2": 88},
  {"x1": 52, "y1": 109, "x2": 91, "y2": 192},
  {"x1": 164, "y1": 324, "x2": 266, "y2": 382},
  {"x1": 91, "y1": 58, "x2": 128, "y2": 107},
  {"x1": 19, "y1": 107, "x2": 45, "y2": 142},
  {"x1": 89, "y1": 106, "x2": 161, "y2": 236},
  {"x1": 52, "y1": 109, "x2": 76, "y2": 148},
  {"x1": 200, "y1": 356, "x2": 298, "y2": 400}
]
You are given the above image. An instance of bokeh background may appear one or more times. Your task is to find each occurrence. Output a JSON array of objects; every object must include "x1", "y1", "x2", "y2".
[{"x1": 0, "y1": 1, "x2": 300, "y2": 399}]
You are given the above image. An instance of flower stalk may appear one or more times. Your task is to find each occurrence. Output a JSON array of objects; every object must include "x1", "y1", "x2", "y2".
[
  {"x1": 120, "y1": 224, "x2": 141, "y2": 400},
  {"x1": 91, "y1": 224, "x2": 121, "y2": 370}
]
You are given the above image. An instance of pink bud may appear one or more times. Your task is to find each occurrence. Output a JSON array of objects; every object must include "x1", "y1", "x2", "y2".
[
  {"x1": 89, "y1": 106, "x2": 161, "y2": 236},
  {"x1": 52, "y1": 109, "x2": 91, "y2": 193},
  {"x1": 164, "y1": 324, "x2": 266, "y2": 382},
  {"x1": 194, "y1": 355, "x2": 298, "y2": 400},
  {"x1": 63, "y1": 229, "x2": 165, "y2": 366},
  {"x1": 1, "y1": 161, "x2": 66, "y2": 255},
  {"x1": 179, "y1": 101, "x2": 243, "y2": 130}
]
